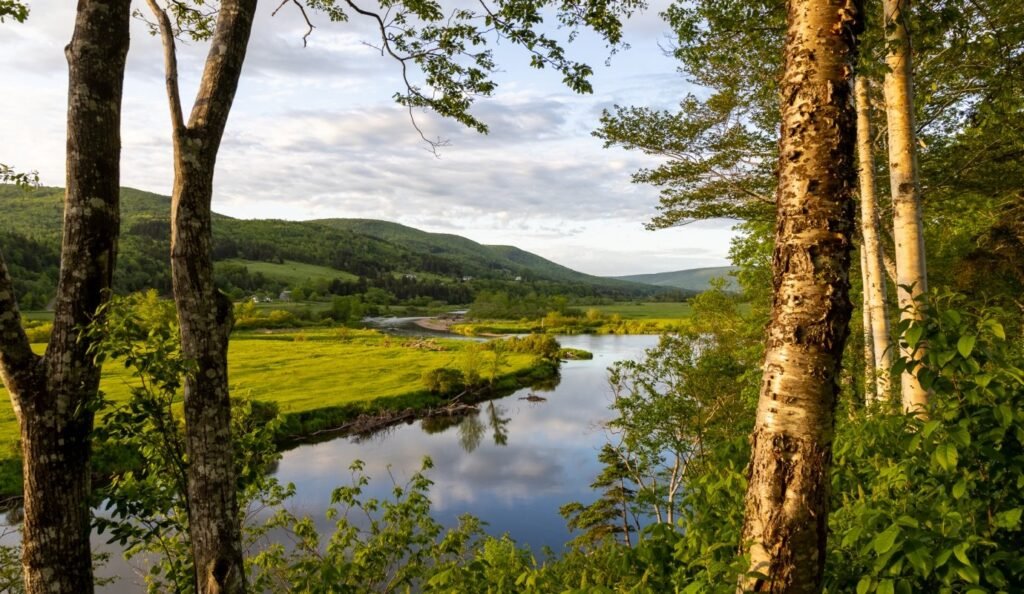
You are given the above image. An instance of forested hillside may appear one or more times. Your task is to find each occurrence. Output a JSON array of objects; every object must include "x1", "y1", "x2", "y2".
[
  {"x1": 0, "y1": 185, "x2": 665, "y2": 307},
  {"x1": 615, "y1": 266, "x2": 738, "y2": 292}
]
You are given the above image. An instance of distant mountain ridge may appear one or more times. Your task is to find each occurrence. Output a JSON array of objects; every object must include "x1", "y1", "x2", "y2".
[
  {"x1": 614, "y1": 266, "x2": 738, "y2": 292},
  {"x1": 0, "y1": 185, "x2": 670, "y2": 307}
]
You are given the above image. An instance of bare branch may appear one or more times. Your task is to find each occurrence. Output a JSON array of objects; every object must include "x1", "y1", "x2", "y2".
[
  {"x1": 272, "y1": 0, "x2": 314, "y2": 47},
  {"x1": 145, "y1": 0, "x2": 187, "y2": 142},
  {"x1": 344, "y1": 0, "x2": 451, "y2": 155}
]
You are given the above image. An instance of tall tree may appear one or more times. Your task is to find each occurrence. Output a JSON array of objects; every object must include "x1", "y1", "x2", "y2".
[
  {"x1": 855, "y1": 76, "x2": 892, "y2": 403},
  {"x1": 0, "y1": 1, "x2": 131, "y2": 592},
  {"x1": 144, "y1": 0, "x2": 640, "y2": 590},
  {"x1": 146, "y1": 0, "x2": 257, "y2": 590},
  {"x1": 881, "y1": 0, "x2": 928, "y2": 412},
  {"x1": 737, "y1": 0, "x2": 862, "y2": 591}
]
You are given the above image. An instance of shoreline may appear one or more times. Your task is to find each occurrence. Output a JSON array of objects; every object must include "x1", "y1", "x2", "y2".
[{"x1": 0, "y1": 356, "x2": 560, "y2": 499}]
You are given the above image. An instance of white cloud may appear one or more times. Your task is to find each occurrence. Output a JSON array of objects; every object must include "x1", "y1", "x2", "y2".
[{"x1": 0, "y1": 0, "x2": 736, "y2": 277}]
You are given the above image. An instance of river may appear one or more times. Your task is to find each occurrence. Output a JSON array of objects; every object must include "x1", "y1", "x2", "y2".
[{"x1": 4, "y1": 328, "x2": 659, "y2": 591}]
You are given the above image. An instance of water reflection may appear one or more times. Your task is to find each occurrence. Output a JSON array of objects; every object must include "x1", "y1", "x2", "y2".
[{"x1": 271, "y1": 334, "x2": 659, "y2": 552}]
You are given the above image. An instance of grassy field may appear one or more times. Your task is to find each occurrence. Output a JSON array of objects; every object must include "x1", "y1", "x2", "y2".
[
  {"x1": 582, "y1": 302, "x2": 694, "y2": 319},
  {"x1": 220, "y1": 258, "x2": 358, "y2": 284},
  {"x1": 0, "y1": 329, "x2": 549, "y2": 495}
]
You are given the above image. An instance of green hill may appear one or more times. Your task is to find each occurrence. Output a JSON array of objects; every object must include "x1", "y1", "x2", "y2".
[
  {"x1": 319, "y1": 219, "x2": 648, "y2": 290},
  {"x1": 0, "y1": 185, "x2": 666, "y2": 308},
  {"x1": 615, "y1": 266, "x2": 738, "y2": 292}
]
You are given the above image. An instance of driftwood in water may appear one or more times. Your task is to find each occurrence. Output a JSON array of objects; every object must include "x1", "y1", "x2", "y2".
[{"x1": 518, "y1": 393, "x2": 547, "y2": 402}]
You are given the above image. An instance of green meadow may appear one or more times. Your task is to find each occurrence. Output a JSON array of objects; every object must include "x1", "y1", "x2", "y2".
[
  {"x1": 583, "y1": 302, "x2": 694, "y2": 319},
  {"x1": 219, "y1": 258, "x2": 359, "y2": 284},
  {"x1": 0, "y1": 329, "x2": 550, "y2": 495}
]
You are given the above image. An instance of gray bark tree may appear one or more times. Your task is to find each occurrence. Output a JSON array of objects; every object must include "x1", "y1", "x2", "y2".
[
  {"x1": 0, "y1": 1, "x2": 131, "y2": 592},
  {"x1": 145, "y1": 0, "x2": 256, "y2": 591},
  {"x1": 737, "y1": 0, "x2": 862, "y2": 591}
]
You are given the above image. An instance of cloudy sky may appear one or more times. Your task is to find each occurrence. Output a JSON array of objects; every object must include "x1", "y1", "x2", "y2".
[{"x1": 0, "y1": 0, "x2": 738, "y2": 277}]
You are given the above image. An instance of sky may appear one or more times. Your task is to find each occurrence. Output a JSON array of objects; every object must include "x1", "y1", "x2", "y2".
[{"x1": 0, "y1": 0, "x2": 739, "y2": 277}]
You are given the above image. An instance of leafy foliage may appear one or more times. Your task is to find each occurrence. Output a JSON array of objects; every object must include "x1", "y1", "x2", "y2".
[
  {"x1": 828, "y1": 293, "x2": 1024, "y2": 592},
  {"x1": 88, "y1": 291, "x2": 286, "y2": 593}
]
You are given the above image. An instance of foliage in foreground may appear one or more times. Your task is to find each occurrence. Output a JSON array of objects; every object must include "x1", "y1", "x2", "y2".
[{"x1": 2, "y1": 290, "x2": 1020, "y2": 593}]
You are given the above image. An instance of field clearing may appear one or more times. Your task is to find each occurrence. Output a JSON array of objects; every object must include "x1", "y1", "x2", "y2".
[
  {"x1": 0, "y1": 329, "x2": 543, "y2": 493},
  {"x1": 583, "y1": 302, "x2": 694, "y2": 319},
  {"x1": 219, "y1": 258, "x2": 358, "y2": 284}
]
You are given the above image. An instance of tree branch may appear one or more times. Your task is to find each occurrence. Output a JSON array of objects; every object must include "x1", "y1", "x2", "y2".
[
  {"x1": 272, "y1": 0, "x2": 314, "y2": 47},
  {"x1": 0, "y1": 249, "x2": 41, "y2": 419},
  {"x1": 146, "y1": 0, "x2": 187, "y2": 143}
]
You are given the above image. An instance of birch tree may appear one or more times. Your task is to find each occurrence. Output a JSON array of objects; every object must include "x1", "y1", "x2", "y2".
[
  {"x1": 737, "y1": 0, "x2": 862, "y2": 590},
  {"x1": 881, "y1": 0, "x2": 928, "y2": 412},
  {"x1": 0, "y1": 1, "x2": 130, "y2": 592},
  {"x1": 855, "y1": 76, "x2": 892, "y2": 403}
]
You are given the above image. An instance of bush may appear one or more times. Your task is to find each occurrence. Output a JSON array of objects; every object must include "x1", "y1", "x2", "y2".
[
  {"x1": 488, "y1": 334, "x2": 561, "y2": 360},
  {"x1": 421, "y1": 368, "x2": 466, "y2": 396}
]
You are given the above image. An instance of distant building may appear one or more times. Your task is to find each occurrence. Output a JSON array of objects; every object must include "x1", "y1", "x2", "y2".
[
  {"x1": 279, "y1": 290, "x2": 292, "y2": 301},
  {"x1": 461, "y1": 276, "x2": 474, "y2": 282},
  {"x1": 514, "y1": 276, "x2": 522, "y2": 282},
  {"x1": 403, "y1": 273, "x2": 418, "y2": 280}
]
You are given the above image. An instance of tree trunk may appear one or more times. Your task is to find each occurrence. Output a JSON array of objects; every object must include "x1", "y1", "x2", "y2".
[
  {"x1": 855, "y1": 77, "x2": 893, "y2": 404},
  {"x1": 881, "y1": 0, "x2": 928, "y2": 412},
  {"x1": 861, "y1": 247, "x2": 877, "y2": 402},
  {"x1": 737, "y1": 0, "x2": 861, "y2": 591},
  {"x1": 0, "y1": 2, "x2": 130, "y2": 592},
  {"x1": 147, "y1": 0, "x2": 257, "y2": 591}
]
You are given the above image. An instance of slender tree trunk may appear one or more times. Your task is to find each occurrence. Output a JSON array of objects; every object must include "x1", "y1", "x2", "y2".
[
  {"x1": 855, "y1": 77, "x2": 893, "y2": 403},
  {"x1": 737, "y1": 0, "x2": 861, "y2": 591},
  {"x1": 861, "y1": 247, "x2": 877, "y2": 402},
  {"x1": 0, "y1": 2, "x2": 130, "y2": 592},
  {"x1": 881, "y1": 0, "x2": 928, "y2": 412},
  {"x1": 147, "y1": 0, "x2": 256, "y2": 591}
]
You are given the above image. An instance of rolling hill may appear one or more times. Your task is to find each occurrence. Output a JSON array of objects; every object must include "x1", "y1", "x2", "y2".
[
  {"x1": 0, "y1": 185, "x2": 668, "y2": 307},
  {"x1": 615, "y1": 266, "x2": 738, "y2": 292}
]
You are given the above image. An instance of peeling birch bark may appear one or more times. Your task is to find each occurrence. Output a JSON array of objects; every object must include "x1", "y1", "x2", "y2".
[
  {"x1": 737, "y1": 0, "x2": 862, "y2": 591},
  {"x1": 881, "y1": 0, "x2": 929, "y2": 412}
]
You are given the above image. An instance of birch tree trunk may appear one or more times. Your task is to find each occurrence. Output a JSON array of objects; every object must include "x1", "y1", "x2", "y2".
[
  {"x1": 855, "y1": 77, "x2": 893, "y2": 403},
  {"x1": 881, "y1": 0, "x2": 928, "y2": 412},
  {"x1": 737, "y1": 0, "x2": 861, "y2": 590},
  {"x1": 861, "y1": 247, "x2": 877, "y2": 401},
  {"x1": 147, "y1": 0, "x2": 257, "y2": 591},
  {"x1": 0, "y1": 1, "x2": 130, "y2": 592}
]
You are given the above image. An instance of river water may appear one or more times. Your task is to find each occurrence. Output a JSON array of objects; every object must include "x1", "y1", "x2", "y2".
[
  {"x1": 4, "y1": 328, "x2": 659, "y2": 591},
  {"x1": 270, "y1": 332, "x2": 658, "y2": 552}
]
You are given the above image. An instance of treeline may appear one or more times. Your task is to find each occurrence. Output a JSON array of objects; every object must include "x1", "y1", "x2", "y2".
[{"x1": 0, "y1": 185, "x2": 666, "y2": 309}]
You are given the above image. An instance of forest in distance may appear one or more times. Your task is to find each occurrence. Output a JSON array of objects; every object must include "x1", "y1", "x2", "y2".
[{"x1": 1, "y1": 0, "x2": 1023, "y2": 593}]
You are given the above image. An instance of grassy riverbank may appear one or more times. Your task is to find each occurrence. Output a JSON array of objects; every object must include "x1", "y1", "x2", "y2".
[{"x1": 0, "y1": 329, "x2": 558, "y2": 497}]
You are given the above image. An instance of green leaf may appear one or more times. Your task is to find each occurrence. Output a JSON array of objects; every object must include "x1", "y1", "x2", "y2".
[
  {"x1": 952, "y1": 479, "x2": 967, "y2": 499},
  {"x1": 873, "y1": 525, "x2": 901, "y2": 555},
  {"x1": 905, "y1": 325, "x2": 924, "y2": 349},
  {"x1": 994, "y1": 508, "x2": 1022, "y2": 529},
  {"x1": 957, "y1": 563, "x2": 981, "y2": 584},
  {"x1": 856, "y1": 576, "x2": 873, "y2": 594},
  {"x1": 933, "y1": 443, "x2": 959, "y2": 472},
  {"x1": 877, "y1": 578, "x2": 895, "y2": 594},
  {"x1": 953, "y1": 543, "x2": 971, "y2": 566},
  {"x1": 957, "y1": 335, "x2": 976, "y2": 358}
]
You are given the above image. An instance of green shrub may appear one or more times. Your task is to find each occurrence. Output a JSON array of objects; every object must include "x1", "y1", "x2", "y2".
[{"x1": 421, "y1": 368, "x2": 466, "y2": 396}]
